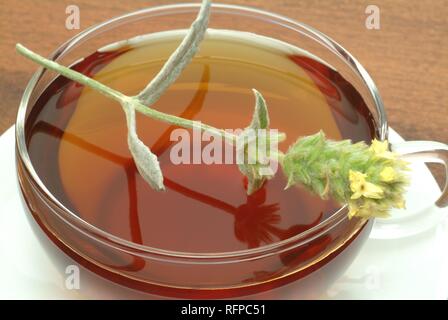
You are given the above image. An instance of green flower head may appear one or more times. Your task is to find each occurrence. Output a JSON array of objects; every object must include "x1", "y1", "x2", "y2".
[{"x1": 281, "y1": 132, "x2": 410, "y2": 219}]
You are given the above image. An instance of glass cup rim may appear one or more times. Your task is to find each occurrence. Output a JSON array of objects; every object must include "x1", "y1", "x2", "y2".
[{"x1": 15, "y1": 2, "x2": 387, "y2": 262}]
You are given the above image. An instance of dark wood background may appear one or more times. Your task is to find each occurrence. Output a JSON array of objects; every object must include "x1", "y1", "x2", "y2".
[{"x1": 1, "y1": 0, "x2": 446, "y2": 183}]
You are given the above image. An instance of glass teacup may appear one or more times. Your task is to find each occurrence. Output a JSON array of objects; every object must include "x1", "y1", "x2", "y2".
[{"x1": 16, "y1": 3, "x2": 448, "y2": 299}]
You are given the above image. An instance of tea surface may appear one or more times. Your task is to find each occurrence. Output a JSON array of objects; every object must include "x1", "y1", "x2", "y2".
[{"x1": 26, "y1": 30, "x2": 375, "y2": 253}]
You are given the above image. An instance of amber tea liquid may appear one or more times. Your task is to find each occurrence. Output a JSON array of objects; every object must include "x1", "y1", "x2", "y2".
[{"x1": 24, "y1": 30, "x2": 376, "y2": 298}]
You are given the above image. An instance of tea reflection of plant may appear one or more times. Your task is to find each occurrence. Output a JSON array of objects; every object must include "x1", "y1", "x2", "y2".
[
  {"x1": 35, "y1": 64, "x2": 313, "y2": 249},
  {"x1": 149, "y1": 67, "x2": 317, "y2": 248},
  {"x1": 165, "y1": 177, "x2": 319, "y2": 249},
  {"x1": 233, "y1": 186, "x2": 323, "y2": 248},
  {"x1": 32, "y1": 121, "x2": 146, "y2": 271},
  {"x1": 36, "y1": 121, "x2": 321, "y2": 250},
  {"x1": 16, "y1": 0, "x2": 410, "y2": 219}
]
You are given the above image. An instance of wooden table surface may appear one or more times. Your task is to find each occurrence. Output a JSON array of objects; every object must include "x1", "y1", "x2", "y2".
[{"x1": 1, "y1": 0, "x2": 447, "y2": 182}]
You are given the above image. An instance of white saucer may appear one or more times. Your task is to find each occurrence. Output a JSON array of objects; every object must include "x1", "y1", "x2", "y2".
[{"x1": 0, "y1": 125, "x2": 447, "y2": 299}]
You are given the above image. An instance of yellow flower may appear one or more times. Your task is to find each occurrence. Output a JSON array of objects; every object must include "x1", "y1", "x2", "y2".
[
  {"x1": 348, "y1": 201, "x2": 377, "y2": 219},
  {"x1": 380, "y1": 166, "x2": 396, "y2": 182},
  {"x1": 396, "y1": 200, "x2": 405, "y2": 209},
  {"x1": 348, "y1": 202, "x2": 359, "y2": 219},
  {"x1": 349, "y1": 170, "x2": 366, "y2": 190},
  {"x1": 349, "y1": 170, "x2": 384, "y2": 200},
  {"x1": 370, "y1": 139, "x2": 396, "y2": 159},
  {"x1": 370, "y1": 139, "x2": 388, "y2": 153},
  {"x1": 393, "y1": 196, "x2": 406, "y2": 209}
]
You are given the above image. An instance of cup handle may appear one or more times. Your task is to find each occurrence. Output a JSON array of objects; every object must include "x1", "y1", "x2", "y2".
[
  {"x1": 370, "y1": 140, "x2": 448, "y2": 239},
  {"x1": 395, "y1": 140, "x2": 448, "y2": 207}
]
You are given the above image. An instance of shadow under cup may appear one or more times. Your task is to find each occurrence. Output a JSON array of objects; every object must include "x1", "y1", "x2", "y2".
[{"x1": 15, "y1": 3, "x2": 387, "y2": 299}]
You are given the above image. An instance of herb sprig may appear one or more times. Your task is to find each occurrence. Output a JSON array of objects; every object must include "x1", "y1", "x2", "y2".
[{"x1": 16, "y1": 0, "x2": 409, "y2": 219}]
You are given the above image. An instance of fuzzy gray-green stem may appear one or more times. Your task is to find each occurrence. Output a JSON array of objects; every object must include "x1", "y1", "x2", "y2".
[{"x1": 16, "y1": 43, "x2": 238, "y2": 144}]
